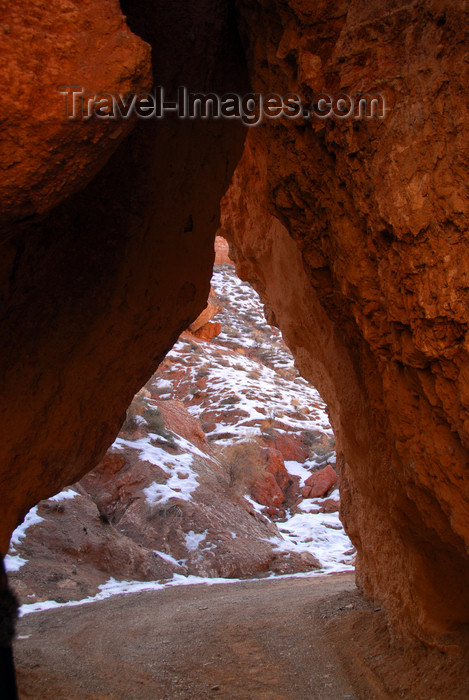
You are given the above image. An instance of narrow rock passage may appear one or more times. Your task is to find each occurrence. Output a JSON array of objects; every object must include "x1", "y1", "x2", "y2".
[{"x1": 14, "y1": 573, "x2": 391, "y2": 699}]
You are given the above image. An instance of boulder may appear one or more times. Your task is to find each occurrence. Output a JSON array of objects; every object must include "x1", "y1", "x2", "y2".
[
  {"x1": 191, "y1": 322, "x2": 222, "y2": 342},
  {"x1": 251, "y1": 472, "x2": 284, "y2": 509},
  {"x1": 302, "y1": 465, "x2": 338, "y2": 499},
  {"x1": 189, "y1": 288, "x2": 221, "y2": 333}
]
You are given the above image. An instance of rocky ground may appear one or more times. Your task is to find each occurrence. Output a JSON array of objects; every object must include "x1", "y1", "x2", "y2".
[
  {"x1": 6, "y1": 262, "x2": 354, "y2": 610},
  {"x1": 15, "y1": 573, "x2": 469, "y2": 699}
]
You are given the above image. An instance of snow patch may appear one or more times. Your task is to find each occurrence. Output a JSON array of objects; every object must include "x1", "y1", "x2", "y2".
[
  {"x1": 244, "y1": 495, "x2": 267, "y2": 516},
  {"x1": 154, "y1": 550, "x2": 183, "y2": 568},
  {"x1": 185, "y1": 530, "x2": 208, "y2": 552},
  {"x1": 19, "y1": 570, "x2": 353, "y2": 617},
  {"x1": 276, "y1": 511, "x2": 354, "y2": 573},
  {"x1": 47, "y1": 488, "x2": 78, "y2": 502},
  {"x1": 9, "y1": 506, "x2": 44, "y2": 549},
  {"x1": 284, "y1": 460, "x2": 312, "y2": 488},
  {"x1": 114, "y1": 435, "x2": 200, "y2": 506},
  {"x1": 4, "y1": 554, "x2": 28, "y2": 573}
]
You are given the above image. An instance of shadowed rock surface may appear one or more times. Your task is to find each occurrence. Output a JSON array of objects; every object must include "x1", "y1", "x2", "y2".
[{"x1": 0, "y1": 0, "x2": 247, "y2": 552}]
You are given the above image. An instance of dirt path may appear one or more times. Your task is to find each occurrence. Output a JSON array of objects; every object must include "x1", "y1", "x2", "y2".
[{"x1": 13, "y1": 573, "x2": 469, "y2": 699}]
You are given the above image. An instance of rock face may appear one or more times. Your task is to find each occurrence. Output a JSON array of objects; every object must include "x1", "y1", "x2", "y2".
[
  {"x1": 302, "y1": 465, "x2": 338, "y2": 499},
  {"x1": 10, "y1": 274, "x2": 354, "y2": 603},
  {"x1": 220, "y1": 0, "x2": 469, "y2": 641},
  {"x1": 251, "y1": 449, "x2": 296, "y2": 513},
  {"x1": 2, "y1": 0, "x2": 469, "y2": 652},
  {"x1": 189, "y1": 287, "x2": 222, "y2": 341},
  {"x1": 0, "y1": 0, "x2": 152, "y2": 229},
  {"x1": 214, "y1": 236, "x2": 234, "y2": 265},
  {"x1": 0, "y1": 1, "x2": 247, "y2": 552},
  {"x1": 8, "y1": 429, "x2": 319, "y2": 605}
]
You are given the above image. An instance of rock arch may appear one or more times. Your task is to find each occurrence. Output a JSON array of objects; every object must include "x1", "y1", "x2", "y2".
[{"x1": 0, "y1": 0, "x2": 468, "y2": 670}]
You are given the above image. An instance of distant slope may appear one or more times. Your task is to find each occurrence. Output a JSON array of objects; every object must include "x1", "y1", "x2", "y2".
[{"x1": 7, "y1": 264, "x2": 354, "y2": 610}]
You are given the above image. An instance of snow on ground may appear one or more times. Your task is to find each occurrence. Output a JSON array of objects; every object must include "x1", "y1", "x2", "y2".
[
  {"x1": 185, "y1": 530, "x2": 208, "y2": 552},
  {"x1": 47, "y1": 489, "x2": 78, "y2": 502},
  {"x1": 5, "y1": 506, "x2": 45, "y2": 573},
  {"x1": 155, "y1": 266, "x2": 354, "y2": 575},
  {"x1": 19, "y1": 568, "x2": 352, "y2": 617},
  {"x1": 115, "y1": 435, "x2": 200, "y2": 506},
  {"x1": 150, "y1": 266, "x2": 354, "y2": 572},
  {"x1": 284, "y1": 460, "x2": 315, "y2": 487},
  {"x1": 154, "y1": 550, "x2": 183, "y2": 568},
  {"x1": 157, "y1": 267, "x2": 334, "y2": 445},
  {"x1": 275, "y1": 510, "x2": 354, "y2": 573},
  {"x1": 7, "y1": 264, "x2": 354, "y2": 604},
  {"x1": 245, "y1": 485, "x2": 354, "y2": 573},
  {"x1": 9, "y1": 506, "x2": 44, "y2": 548},
  {"x1": 4, "y1": 553, "x2": 28, "y2": 573}
]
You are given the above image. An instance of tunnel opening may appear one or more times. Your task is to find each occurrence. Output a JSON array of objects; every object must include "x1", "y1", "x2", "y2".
[
  {"x1": 9, "y1": 231, "x2": 469, "y2": 698},
  {"x1": 2, "y1": 0, "x2": 469, "y2": 694},
  {"x1": 5, "y1": 237, "x2": 354, "y2": 609}
]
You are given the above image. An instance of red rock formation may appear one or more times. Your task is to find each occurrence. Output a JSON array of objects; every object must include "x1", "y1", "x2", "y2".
[
  {"x1": 191, "y1": 322, "x2": 223, "y2": 342},
  {"x1": 0, "y1": 0, "x2": 152, "y2": 230},
  {"x1": 214, "y1": 236, "x2": 234, "y2": 265},
  {"x1": 301, "y1": 465, "x2": 338, "y2": 499},
  {"x1": 156, "y1": 400, "x2": 207, "y2": 453},
  {"x1": 221, "y1": 0, "x2": 469, "y2": 642},
  {"x1": 0, "y1": 1, "x2": 247, "y2": 553},
  {"x1": 265, "y1": 450, "x2": 292, "y2": 495},
  {"x1": 266, "y1": 433, "x2": 310, "y2": 464},
  {"x1": 251, "y1": 471, "x2": 285, "y2": 509},
  {"x1": 2, "y1": 0, "x2": 469, "y2": 653},
  {"x1": 251, "y1": 449, "x2": 286, "y2": 509},
  {"x1": 251, "y1": 448, "x2": 299, "y2": 513},
  {"x1": 189, "y1": 287, "x2": 221, "y2": 340}
]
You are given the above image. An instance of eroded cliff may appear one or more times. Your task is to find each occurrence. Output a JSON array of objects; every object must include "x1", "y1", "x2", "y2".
[
  {"x1": 221, "y1": 0, "x2": 469, "y2": 642},
  {"x1": 0, "y1": 0, "x2": 247, "y2": 552},
  {"x1": 1, "y1": 0, "x2": 468, "y2": 657}
]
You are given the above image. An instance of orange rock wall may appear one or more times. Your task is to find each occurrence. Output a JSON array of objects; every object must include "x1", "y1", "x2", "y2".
[
  {"x1": 221, "y1": 0, "x2": 469, "y2": 642},
  {"x1": 0, "y1": 0, "x2": 152, "y2": 231},
  {"x1": 0, "y1": 0, "x2": 247, "y2": 552}
]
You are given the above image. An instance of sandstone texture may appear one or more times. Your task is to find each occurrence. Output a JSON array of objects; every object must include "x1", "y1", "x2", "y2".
[
  {"x1": 302, "y1": 465, "x2": 338, "y2": 499},
  {"x1": 0, "y1": 0, "x2": 152, "y2": 230},
  {"x1": 189, "y1": 287, "x2": 221, "y2": 340},
  {"x1": 0, "y1": 0, "x2": 247, "y2": 553},
  {"x1": 190, "y1": 321, "x2": 223, "y2": 342},
  {"x1": 220, "y1": 0, "x2": 469, "y2": 641}
]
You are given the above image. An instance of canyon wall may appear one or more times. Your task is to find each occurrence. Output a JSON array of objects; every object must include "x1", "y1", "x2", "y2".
[
  {"x1": 1, "y1": 0, "x2": 468, "y2": 651},
  {"x1": 220, "y1": 0, "x2": 469, "y2": 642},
  {"x1": 0, "y1": 0, "x2": 247, "y2": 552}
]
